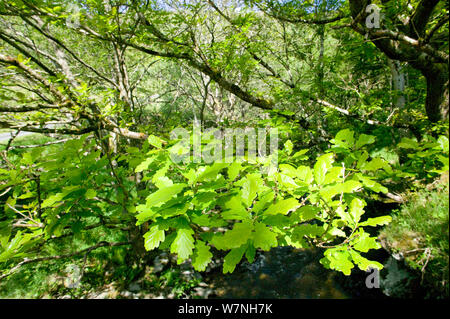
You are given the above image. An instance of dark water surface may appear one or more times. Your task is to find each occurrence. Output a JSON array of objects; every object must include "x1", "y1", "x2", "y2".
[
  {"x1": 206, "y1": 247, "x2": 371, "y2": 299},
  {"x1": 204, "y1": 201, "x2": 397, "y2": 299}
]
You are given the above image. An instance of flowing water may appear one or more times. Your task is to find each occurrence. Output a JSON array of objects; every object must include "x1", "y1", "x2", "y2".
[
  {"x1": 207, "y1": 247, "x2": 353, "y2": 299},
  {"x1": 204, "y1": 202, "x2": 398, "y2": 299}
]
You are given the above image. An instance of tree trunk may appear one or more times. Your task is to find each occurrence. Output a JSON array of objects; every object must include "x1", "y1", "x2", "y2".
[
  {"x1": 129, "y1": 224, "x2": 147, "y2": 262},
  {"x1": 317, "y1": 24, "x2": 325, "y2": 97},
  {"x1": 348, "y1": 0, "x2": 449, "y2": 123},
  {"x1": 387, "y1": 59, "x2": 406, "y2": 109},
  {"x1": 424, "y1": 65, "x2": 449, "y2": 123}
]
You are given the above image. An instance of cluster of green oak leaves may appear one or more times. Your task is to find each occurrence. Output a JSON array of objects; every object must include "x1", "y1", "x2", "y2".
[
  {"x1": 1, "y1": 128, "x2": 448, "y2": 277},
  {"x1": 134, "y1": 128, "x2": 395, "y2": 275}
]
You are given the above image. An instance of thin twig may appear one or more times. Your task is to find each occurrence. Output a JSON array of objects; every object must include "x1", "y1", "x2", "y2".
[
  {"x1": 8, "y1": 138, "x2": 71, "y2": 150},
  {"x1": 421, "y1": 248, "x2": 432, "y2": 284}
]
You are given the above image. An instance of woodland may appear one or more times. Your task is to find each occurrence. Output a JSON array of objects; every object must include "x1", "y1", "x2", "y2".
[{"x1": 0, "y1": 0, "x2": 448, "y2": 299}]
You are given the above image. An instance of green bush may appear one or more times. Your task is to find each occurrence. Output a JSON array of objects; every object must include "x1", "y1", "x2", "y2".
[{"x1": 380, "y1": 175, "x2": 449, "y2": 298}]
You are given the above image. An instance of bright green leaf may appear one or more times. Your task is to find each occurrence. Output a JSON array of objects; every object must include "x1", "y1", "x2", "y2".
[
  {"x1": 143, "y1": 225, "x2": 165, "y2": 251},
  {"x1": 170, "y1": 228, "x2": 195, "y2": 263},
  {"x1": 192, "y1": 240, "x2": 213, "y2": 271},
  {"x1": 264, "y1": 197, "x2": 300, "y2": 215}
]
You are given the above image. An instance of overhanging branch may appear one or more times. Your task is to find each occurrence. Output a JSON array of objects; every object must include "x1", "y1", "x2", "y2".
[{"x1": 0, "y1": 241, "x2": 131, "y2": 281}]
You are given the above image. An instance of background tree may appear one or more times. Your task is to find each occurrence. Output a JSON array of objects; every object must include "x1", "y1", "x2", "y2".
[{"x1": 0, "y1": 0, "x2": 448, "y2": 295}]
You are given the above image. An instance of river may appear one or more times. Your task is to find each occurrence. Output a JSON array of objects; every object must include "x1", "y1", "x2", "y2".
[{"x1": 204, "y1": 246, "x2": 391, "y2": 299}]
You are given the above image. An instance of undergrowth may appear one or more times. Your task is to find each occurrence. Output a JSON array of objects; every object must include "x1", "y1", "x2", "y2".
[{"x1": 380, "y1": 174, "x2": 449, "y2": 298}]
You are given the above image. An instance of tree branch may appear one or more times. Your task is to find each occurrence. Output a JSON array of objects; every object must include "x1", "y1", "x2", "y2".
[
  {"x1": 7, "y1": 138, "x2": 71, "y2": 150},
  {"x1": 0, "y1": 241, "x2": 131, "y2": 281},
  {"x1": 0, "y1": 121, "x2": 95, "y2": 135},
  {"x1": 0, "y1": 104, "x2": 59, "y2": 113},
  {"x1": 408, "y1": 0, "x2": 440, "y2": 38}
]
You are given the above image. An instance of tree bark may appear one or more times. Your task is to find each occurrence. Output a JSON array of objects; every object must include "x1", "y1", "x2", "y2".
[
  {"x1": 348, "y1": 0, "x2": 449, "y2": 123},
  {"x1": 424, "y1": 64, "x2": 449, "y2": 122},
  {"x1": 387, "y1": 59, "x2": 406, "y2": 110}
]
